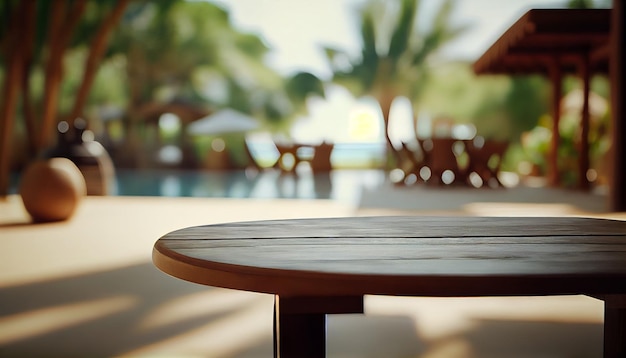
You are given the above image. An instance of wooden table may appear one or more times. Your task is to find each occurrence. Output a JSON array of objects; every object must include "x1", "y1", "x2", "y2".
[{"x1": 152, "y1": 216, "x2": 626, "y2": 357}]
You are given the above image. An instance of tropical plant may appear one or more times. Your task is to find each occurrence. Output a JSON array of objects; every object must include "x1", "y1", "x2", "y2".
[
  {"x1": 418, "y1": 62, "x2": 549, "y2": 141},
  {"x1": 0, "y1": 0, "x2": 129, "y2": 196},
  {"x1": 323, "y1": 0, "x2": 468, "y2": 163},
  {"x1": 107, "y1": 0, "x2": 325, "y2": 168}
]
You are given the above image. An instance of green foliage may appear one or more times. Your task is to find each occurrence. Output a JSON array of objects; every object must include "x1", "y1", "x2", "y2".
[
  {"x1": 520, "y1": 97, "x2": 611, "y2": 186},
  {"x1": 73, "y1": 1, "x2": 118, "y2": 48},
  {"x1": 112, "y1": 0, "x2": 273, "y2": 109},
  {"x1": 504, "y1": 76, "x2": 550, "y2": 134},
  {"x1": 325, "y1": 0, "x2": 469, "y2": 135},
  {"x1": 567, "y1": 0, "x2": 611, "y2": 8},
  {"x1": 93, "y1": 1, "x2": 329, "y2": 166},
  {"x1": 387, "y1": 0, "x2": 417, "y2": 62},
  {"x1": 90, "y1": 55, "x2": 129, "y2": 105},
  {"x1": 418, "y1": 62, "x2": 549, "y2": 143},
  {"x1": 285, "y1": 72, "x2": 325, "y2": 106},
  {"x1": 1, "y1": 0, "x2": 123, "y2": 69},
  {"x1": 110, "y1": 0, "x2": 326, "y2": 130}
]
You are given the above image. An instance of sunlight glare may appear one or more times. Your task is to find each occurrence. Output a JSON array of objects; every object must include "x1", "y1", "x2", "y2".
[
  {"x1": 159, "y1": 113, "x2": 181, "y2": 133},
  {"x1": 160, "y1": 175, "x2": 182, "y2": 197},
  {"x1": 138, "y1": 289, "x2": 265, "y2": 330},
  {"x1": 442, "y1": 170, "x2": 455, "y2": 185},
  {"x1": 122, "y1": 294, "x2": 274, "y2": 357},
  {"x1": 389, "y1": 168, "x2": 405, "y2": 184},
  {"x1": 0, "y1": 296, "x2": 138, "y2": 345},
  {"x1": 348, "y1": 105, "x2": 381, "y2": 142},
  {"x1": 388, "y1": 97, "x2": 415, "y2": 144},
  {"x1": 211, "y1": 138, "x2": 226, "y2": 152}
]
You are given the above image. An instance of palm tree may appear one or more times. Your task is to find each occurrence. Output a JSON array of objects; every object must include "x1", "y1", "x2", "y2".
[
  {"x1": 0, "y1": 0, "x2": 129, "y2": 196},
  {"x1": 324, "y1": 0, "x2": 468, "y2": 164},
  {"x1": 109, "y1": 1, "x2": 325, "y2": 168}
]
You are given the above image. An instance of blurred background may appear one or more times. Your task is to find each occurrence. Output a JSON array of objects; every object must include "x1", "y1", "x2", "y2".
[
  {"x1": 0, "y1": 1, "x2": 620, "y2": 356},
  {"x1": 0, "y1": 0, "x2": 613, "y2": 200}
]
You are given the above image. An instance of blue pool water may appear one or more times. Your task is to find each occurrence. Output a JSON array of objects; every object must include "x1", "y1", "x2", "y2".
[
  {"x1": 112, "y1": 168, "x2": 386, "y2": 204},
  {"x1": 248, "y1": 142, "x2": 386, "y2": 168},
  {"x1": 10, "y1": 142, "x2": 388, "y2": 202},
  {"x1": 9, "y1": 168, "x2": 386, "y2": 204}
]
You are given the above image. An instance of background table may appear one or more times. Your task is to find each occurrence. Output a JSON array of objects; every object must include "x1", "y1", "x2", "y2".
[{"x1": 153, "y1": 216, "x2": 626, "y2": 357}]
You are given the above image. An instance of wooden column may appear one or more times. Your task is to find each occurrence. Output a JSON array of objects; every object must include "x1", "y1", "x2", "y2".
[
  {"x1": 603, "y1": 295, "x2": 626, "y2": 357},
  {"x1": 548, "y1": 59, "x2": 562, "y2": 187},
  {"x1": 610, "y1": 0, "x2": 625, "y2": 211},
  {"x1": 578, "y1": 53, "x2": 591, "y2": 191},
  {"x1": 275, "y1": 309, "x2": 326, "y2": 358},
  {"x1": 273, "y1": 295, "x2": 363, "y2": 358}
]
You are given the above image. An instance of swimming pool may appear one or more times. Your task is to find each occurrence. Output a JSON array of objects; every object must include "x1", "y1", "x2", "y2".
[
  {"x1": 113, "y1": 168, "x2": 386, "y2": 204},
  {"x1": 9, "y1": 168, "x2": 386, "y2": 203}
]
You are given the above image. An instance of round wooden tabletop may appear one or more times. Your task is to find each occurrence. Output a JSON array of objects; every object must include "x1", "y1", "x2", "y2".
[{"x1": 153, "y1": 216, "x2": 626, "y2": 297}]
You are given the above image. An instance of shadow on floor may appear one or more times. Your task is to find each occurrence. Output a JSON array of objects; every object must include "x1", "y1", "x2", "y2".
[
  {"x1": 0, "y1": 262, "x2": 604, "y2": 357},
  {"x1": 0, "y1": 262, "x2": 270, "y2": 357}
]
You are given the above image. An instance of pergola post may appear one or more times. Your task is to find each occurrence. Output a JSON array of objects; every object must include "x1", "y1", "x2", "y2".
[
  {"x1": 578, "y1": 53, "x2": 591, "y2": 191},
  {"x1": 610, "y1": 0, "x2": 625, "y2": 211},
  {"x1": 472, "y1": 9, "x2": 612, "y2": 193},
  {"x1": 548, "y1": 58, "x2": 562, "y2": 187}
]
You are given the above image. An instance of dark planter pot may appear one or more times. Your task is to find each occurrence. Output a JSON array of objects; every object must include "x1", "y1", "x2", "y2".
[{"x1": 43, "y1": 119, "x2": 116, "y2": 196}]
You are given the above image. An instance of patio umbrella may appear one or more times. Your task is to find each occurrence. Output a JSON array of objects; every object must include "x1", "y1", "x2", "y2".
[{"x1": 187, "y1": 108, "x2": 259, "y2": 136}]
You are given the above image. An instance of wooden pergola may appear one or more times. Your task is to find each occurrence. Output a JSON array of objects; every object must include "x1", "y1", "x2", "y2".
[
  {"x1": 474, "y1": 8, "x2": 610, "y2": 191},
  {"x1": 474, "y1": 3, "x2": 625, "y2": 212}
]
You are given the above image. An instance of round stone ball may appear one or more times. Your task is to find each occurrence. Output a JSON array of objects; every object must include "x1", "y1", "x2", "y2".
[{"x1": 19, "y1": 158, "x2": 87, "y2": 222}]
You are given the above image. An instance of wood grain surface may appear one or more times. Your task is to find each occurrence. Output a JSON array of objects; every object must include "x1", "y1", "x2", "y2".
[{"x1": 153, "y1": 216, "x2": 626, "y2": 297}]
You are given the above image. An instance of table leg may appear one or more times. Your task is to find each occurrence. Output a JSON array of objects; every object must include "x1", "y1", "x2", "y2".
[
  {"x1": 604, "y1": 295, "x2": 626, "y2": 358},
  {"x1": 273, "y1": 295, "x2": 363, "y2": 358}
]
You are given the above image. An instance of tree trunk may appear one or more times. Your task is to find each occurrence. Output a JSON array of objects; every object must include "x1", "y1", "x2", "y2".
[
  {"x1": 21, "y1": 0, "x2": 38, "y2": 157},
  {"x1": 39, "y1": 0, "x2": 86, "y2": 152},
  {"x1": 39, "y1": 1, "x2": 66, "y2": 152},
  {"x1": 70, "y1": 0, "x2": 130, "y2": 124},
  {"x1": 378, "y1": 90, "x2": 399, "y2": 170},
  {"x1": 0, "y1": 1, "x2": 28, "y2": 197}
]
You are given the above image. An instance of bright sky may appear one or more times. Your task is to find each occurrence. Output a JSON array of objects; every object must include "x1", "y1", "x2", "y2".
[
  {"x1": 208, "y1": 0, "x2": 578, "y2": 143},
  {"x1": 212, "y1": 0, "x2": 570, "y2": 77}
]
